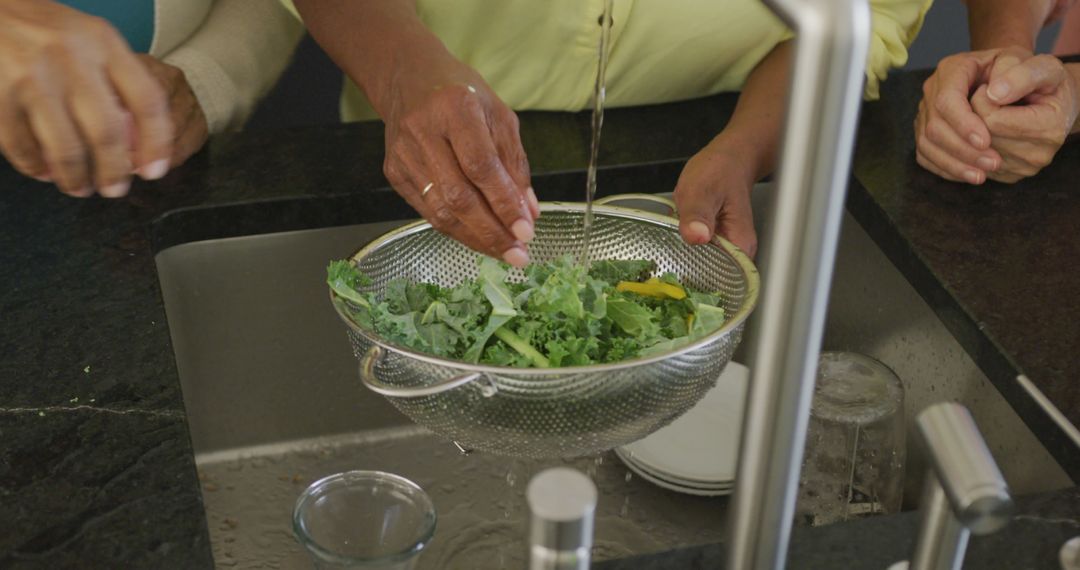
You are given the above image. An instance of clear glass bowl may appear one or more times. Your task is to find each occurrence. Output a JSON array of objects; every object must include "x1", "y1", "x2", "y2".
[{"x1": 292, "y1": 470, "x2": 436, "y2": 569}]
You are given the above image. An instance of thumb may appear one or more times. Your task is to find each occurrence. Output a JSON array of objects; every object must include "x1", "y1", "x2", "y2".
[
  {"x1": 674, "y1": 174, "x2": 723, "y2": 246},
  {"x1": 970, "y1": 84, "x2": 1000, "y2": 119},
  {"x1": 987, "y1": 54, "x2": 1065, "y2": 105},
  {"x1": 715, "y1": 186, "x2": 757, "y2": 258},
  {"x1": 988, "y1": 51, "x2": 1024, "y2": 81}
]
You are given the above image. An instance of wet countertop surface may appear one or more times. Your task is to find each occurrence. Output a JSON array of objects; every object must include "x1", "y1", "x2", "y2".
[{"x1": 1, "y1": 67, "x2": 1078, "y2": 567}]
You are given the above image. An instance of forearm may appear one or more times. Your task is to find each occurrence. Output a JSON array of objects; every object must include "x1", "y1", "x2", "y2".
[
  {"x1": 711, "y1": 42, "x2": 791, "y2": 183},
  {"x1": 965, "y1": 0, "x2": 1057, "y2": 50},
  {"x1": 293, "y1": 0, "x2": 452, "y2": 116}
]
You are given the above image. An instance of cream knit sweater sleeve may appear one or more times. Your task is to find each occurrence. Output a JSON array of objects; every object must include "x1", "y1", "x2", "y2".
[{"x1": 160, "y1": 0, "x2": 304, "y2": 134}]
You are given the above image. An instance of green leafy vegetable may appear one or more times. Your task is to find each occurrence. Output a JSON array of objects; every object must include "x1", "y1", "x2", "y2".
[
  {"x1": 326, "y1": 260, "x2": 372, "y2": 307},
  {"x1": 328, "y1": 255, "x2": 728, "y2": 368},
  {"x1": 589, "y1": 259, "x2": 656, "y2": 283}
]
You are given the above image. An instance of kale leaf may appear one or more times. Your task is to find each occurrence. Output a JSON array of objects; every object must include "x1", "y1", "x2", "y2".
[{"x1": 328, "y1": 255, "x2": 727, "y2": 368}]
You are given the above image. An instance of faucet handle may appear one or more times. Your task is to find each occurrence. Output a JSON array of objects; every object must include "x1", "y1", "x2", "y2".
[
  {"x1": 891, "y1": 402, "x2": 1014, "y2": 570},
  {"x1": 526, "y1": 467, "x2": 597, "y2": 570},
  {"x1": 915, "y1": 402, "x2": 1013, "y2": 534}
]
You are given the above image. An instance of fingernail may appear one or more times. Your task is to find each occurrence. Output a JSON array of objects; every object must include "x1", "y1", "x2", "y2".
[
  {"x1": 68, "y1": 186, "x2": 93, "y2": 198},
  {"x1": 511, "y1": 218, "x2": 534, "y2": 243},
  {"x1": 988, "y1": 81, "x2": 1009, "y2": 102},
  {"x1": 964, "y1": 170, "x2": 981, "y2": 184},
  {"x1": 969, "y1": 134, "x2": 985, "y2": 148},
  {"x1": 137, "y1": 158, "x2": 169, "y2": 181},
  {"x1": 100, "y1": 180, "x2": 131, "y2": 198},
  {"x1": 527, "y1": 186, "x2": 539, "y2": 212},
  {"x1": 32, "y1": 174, "x2": 52, "y2": 183},
  {"x1": 502, "y1": 246, "x2": 529, "y2": 268},
  {"x1": 976, "y1": 157, "x2": 997, "y2": 171},
  {"x1": 687, "y1": 221, "x2": 711, "y2": 242}
]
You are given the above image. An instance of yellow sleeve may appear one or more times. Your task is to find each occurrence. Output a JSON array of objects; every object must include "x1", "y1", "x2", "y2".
[
  {"x1": 278, "y1": 0, "x2": 301, "y2": 20},
  {"x1": 771, "y1": 0, "x2": 930, "y2": 100},
  {"x1": 865, "y1": 0, "x2": 934, "y2": 99}
]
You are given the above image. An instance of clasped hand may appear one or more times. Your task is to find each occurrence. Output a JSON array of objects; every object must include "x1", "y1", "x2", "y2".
[{"x1": 915, "y1": 47, "x2": 1080, "y2": 184}]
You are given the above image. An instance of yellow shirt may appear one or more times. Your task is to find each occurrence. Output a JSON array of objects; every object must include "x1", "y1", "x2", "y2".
[{"x1": 284, "y1": 0, "x2": 931, "y2": 122}]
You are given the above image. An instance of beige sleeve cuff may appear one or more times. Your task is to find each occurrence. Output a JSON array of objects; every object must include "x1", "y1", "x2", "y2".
[{"x1": 162, "y1": 0, "x2": 304, "y2": 133}]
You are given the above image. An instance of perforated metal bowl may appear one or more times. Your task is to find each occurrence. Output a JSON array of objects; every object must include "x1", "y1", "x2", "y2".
[{"x1": 330, "y1": 196, "x2": 759, "y2": 458}]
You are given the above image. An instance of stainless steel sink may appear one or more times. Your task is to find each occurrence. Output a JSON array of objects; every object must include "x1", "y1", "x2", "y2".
[{"x1": 155, "y1": 190, "x2": 1069, "y2": 569}]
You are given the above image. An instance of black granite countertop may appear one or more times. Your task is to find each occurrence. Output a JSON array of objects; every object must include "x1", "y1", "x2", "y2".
[
  {"x1": 597, "y1": 486, "x2": 1080, "y2": 570},
  {"x1": 1, "y1": 66, "x2": 1078, "y2": 568}
]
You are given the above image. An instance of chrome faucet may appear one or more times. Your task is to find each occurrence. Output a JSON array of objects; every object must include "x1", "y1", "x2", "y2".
[
  {"x1": 526, "y1": 467, "x2": 598, "y2": 570},
  {"x1": 889, "y1": 402, "x2": 1013, "y2": 570},
  {"x1": 726, "y1": 0, "x2": 871, "y2": 568}
]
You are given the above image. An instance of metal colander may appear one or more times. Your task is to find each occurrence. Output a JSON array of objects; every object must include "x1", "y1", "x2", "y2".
[{"x1": 330, "y1": 195, "x2": 759, "y2": 458}]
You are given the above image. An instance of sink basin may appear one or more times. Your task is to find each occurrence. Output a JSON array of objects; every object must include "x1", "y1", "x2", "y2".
[{"x1": 155, "y1": 190, "x2": 1070, "y2": 568}]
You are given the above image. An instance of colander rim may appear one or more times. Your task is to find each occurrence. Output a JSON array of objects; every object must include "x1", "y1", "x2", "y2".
[{"x1": 329, "y1": 201, "x2": 759, "y2": 376}]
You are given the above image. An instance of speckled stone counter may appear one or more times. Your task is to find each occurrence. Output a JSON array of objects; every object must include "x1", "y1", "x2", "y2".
[{"x1": 1, "y1": 65, "x2": 1078, "y2": 568}]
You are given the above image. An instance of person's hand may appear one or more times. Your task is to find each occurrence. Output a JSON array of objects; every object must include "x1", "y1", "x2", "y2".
[
  {"x1": 969, "y1": 57, "x2": 1080, "y2": 183},
  {"x1": 0, "y1": 0, "x2": 173, "y2": 197},
  {"x1": 137, "y1": 55, "x2": 209, "y2": 168},
  {"x1": 915, "y1": 48, "x2": 1034, "y2": 184},
  {"x1": 376, "y1": 51, "x2": 538, "y2": 267},
  {"x1": 913, "y1": 48, "x2": 1036, "y2": 185},
  {"x1": 673, "y1": 138, "x2": 758, "y2": 258}
]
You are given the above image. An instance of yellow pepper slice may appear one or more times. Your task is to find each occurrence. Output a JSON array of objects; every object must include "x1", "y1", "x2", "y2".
[{"x1": 616, "y1": 278, "x2": 687, "y2": 300}]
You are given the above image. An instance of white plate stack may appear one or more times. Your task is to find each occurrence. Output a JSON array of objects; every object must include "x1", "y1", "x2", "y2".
[{"x1": 615, "y1": 361, "x2": 748, "y2": 496}]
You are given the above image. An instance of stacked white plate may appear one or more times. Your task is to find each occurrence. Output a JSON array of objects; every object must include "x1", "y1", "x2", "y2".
[{"x1": 615, "y1": 361, "x2": 748, "y2": 496}]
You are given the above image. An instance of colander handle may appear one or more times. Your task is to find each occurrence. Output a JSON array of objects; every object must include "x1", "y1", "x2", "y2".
[
  {"x1": 359, "y1": 345, "x2": 485, "y2": 398},
  {"x1": 593, "y1": 193, "x2": 677, "y2": 216}
]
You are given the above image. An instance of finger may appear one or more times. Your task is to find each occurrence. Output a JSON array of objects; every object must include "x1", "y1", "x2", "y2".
[
  {"x1": 393, "y1": 176, "x2": 498, "y2": 256},
  {"x1": 986, "y1": 137, "x2": 1052, "y2": 178},
  {"x1": 917, "y1": 138, "x2": 985, "y2": 184},
  {"x1": 105, "y1": 47, "x2": 172, "y2": 180},
  {"x1": 930, "y1": 61, "x2": 993, "y2": 149},
  {"x1": 424, "y1": 180, "x2": 527, "y2": 265},
  {"x1": 170, "y1": 109, "x2": 209, "y2": 167},
  {"x1": 987, "y1": 55, "x2": 1065, "y2": 105},
  {"x1": 920, "y1": 112, "x2": 1001, "y2": 173},
  {"x1": 0, "y1": 103, "x2": 49, "y2": 180},
  {"x1": 444, "y1": 101, "x2": 533, "y2": 241},
  {"x1": 18, "y1": 78, "x2": 92, "y2": 196},
  {"x1": 526, "y1": 186, "x2": 540, "y2": 219},
  {"x1": 489, "y1": 106, "x2": 536, "y2": 219},
  {"x1": 986, "y1": 169, "x2": 1025, "y2": 184},
  {"x1": 935, "y1": 86, "x2": 993, "y2": 151},
  {"x1": 386, "y1": 140, "x2": 526, "y2": 264},
  {"x1": 973, "y1": 84, "x2": 1059, "y2": 142},
  {"x1": 67, "y1": 74, "x2": 134, "y2": 197},
  {"x1": 431, "y1": 135, "x2": 534, "y2": 248},
  {"x1": 423, "y1": 139, "x2": 528, "y2": 265},
  {"x1": 988, "y1": 51, "x2": 1024, "y2": 81}
]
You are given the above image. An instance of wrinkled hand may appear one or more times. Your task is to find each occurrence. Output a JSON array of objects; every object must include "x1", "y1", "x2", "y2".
[
  {"x1": 0, "y1": 0, "x2": 172, "y2": 197},
  {"x1": 673, "y1": 140, "x2": 757, "y2": 258},
  {"x1": 379, "y1": 54, "x2": 538, "y2": 267},
  {"x1": 137, "y1": 55, "x2": 208, "y2": 168},
  {"x1": 913, "y1": 48, "x2": 1042, "y2": 184},
  {"x1": 970, "y1": 57, "x2": 1080, "y2": 183}
]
